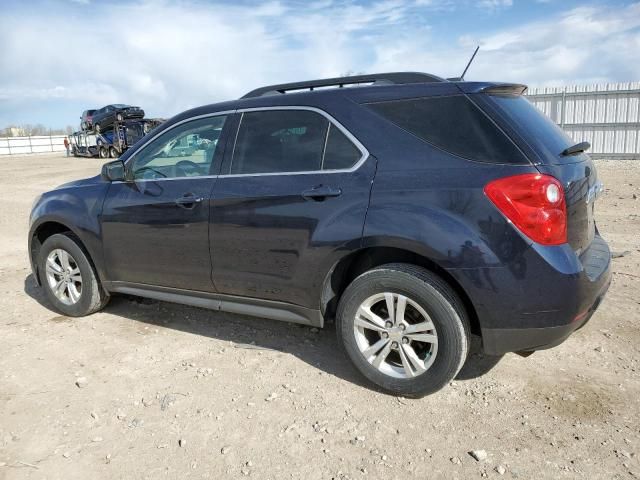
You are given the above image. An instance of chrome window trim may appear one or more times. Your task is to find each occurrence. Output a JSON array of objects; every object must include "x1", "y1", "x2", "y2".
[
  {"x1": 229, "y1": 112, "x2": 244, "y2": 173},
  {"x1": 117, "y1": 106, "x2": 369, "y2": 183},
  {"x1": 222, "y1": 105, "x2": 369, "y2": 178},
  {"x1": 114, "y1": 174, "x2": 221, "y2": 183},
  {"x1": 320, "y1": 123, "x2": 331, "y2": 170}
]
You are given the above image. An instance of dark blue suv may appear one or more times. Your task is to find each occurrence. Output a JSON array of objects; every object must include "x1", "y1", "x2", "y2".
[{"x1": 28, "y1": 72, "x2": 611, "y2": 397}]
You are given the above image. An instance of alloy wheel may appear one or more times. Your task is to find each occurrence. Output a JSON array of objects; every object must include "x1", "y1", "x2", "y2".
[
  {"x1": 45, "y1": 249, "x2": 83, "y2": 305},
  {"x1": 353, "y1": 292, "x2": 438, "y2": 379}
]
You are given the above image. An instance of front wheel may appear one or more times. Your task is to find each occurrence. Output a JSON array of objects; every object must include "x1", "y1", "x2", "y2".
[
  {"x1": 336, "y1": 263, "x2": 470, "y2": 397},
  {"x1": 38, "y1": 233, "x2": 109, "y2": 317}
]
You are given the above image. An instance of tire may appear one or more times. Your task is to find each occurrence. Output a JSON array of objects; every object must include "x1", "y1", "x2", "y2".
[
  {"x1": 336, "y1": 263, "x2": 470, "y2": 397},
  {"x1": 109, "y1": 146, "x2": 118, "y2": 158},
  {"x1": 38, "y1": 233, "x2": 109, "y2": 317},
  {"x1": 98, "y1": 146, "x2": 108, "y2": 159}
]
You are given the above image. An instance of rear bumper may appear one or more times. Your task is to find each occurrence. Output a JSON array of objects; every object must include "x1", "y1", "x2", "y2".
[
  {"x1": 448, "y1": 232, "x2": 612, "y2": 356},
  {"x1": 481, "y1": 273, "x2": 610, "y2": 355}
]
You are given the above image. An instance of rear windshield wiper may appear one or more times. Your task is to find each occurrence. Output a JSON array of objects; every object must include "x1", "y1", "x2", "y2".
[{"x1": 561, "y1": 141, "x2": 590, "y2": 157}]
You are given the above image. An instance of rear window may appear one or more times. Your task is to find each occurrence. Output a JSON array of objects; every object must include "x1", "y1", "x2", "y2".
[
  {"x1": 487, "y1": 95, "x2": 574, "y2": 161},
  {"x1": 367, "y1": 95, "x2": 527, "y2": 164}
]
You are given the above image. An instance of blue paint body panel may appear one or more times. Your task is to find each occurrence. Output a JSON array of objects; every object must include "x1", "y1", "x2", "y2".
[{"x1": 28, "y1": 77, "x2": 611, "y2": 355}]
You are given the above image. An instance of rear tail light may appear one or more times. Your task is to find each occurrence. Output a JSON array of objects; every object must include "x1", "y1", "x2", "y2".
[{"x1": 484, "y1": 173, "x2": 567, "y2": 245}]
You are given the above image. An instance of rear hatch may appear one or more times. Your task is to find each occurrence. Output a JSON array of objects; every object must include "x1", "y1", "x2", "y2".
[{"x1": 472, "y1": 88, "x2": 601, "y2": 254}]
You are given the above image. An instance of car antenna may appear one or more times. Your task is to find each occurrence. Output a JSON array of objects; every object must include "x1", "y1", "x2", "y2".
[
  {"x1": 460, "y1": 45, "x2": 480, "y2": 80},
  {"x1": 448, "y1": 46, "x2": 480, "y2": 82}
]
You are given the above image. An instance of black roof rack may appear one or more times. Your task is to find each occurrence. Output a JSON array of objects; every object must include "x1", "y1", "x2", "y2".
[{"x1": 241, "y1": 72, "x2": 445, "y2": 99}]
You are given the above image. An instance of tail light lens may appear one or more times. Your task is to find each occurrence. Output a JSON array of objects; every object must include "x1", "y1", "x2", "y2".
[{"x1": 484, "y1": 173, "x2": 567, "y2": 245}]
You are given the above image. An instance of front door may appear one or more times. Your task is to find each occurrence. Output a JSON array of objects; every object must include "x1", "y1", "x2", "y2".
[
  {"x1": 101, "y1": 114, "x2": 229, "y2": 291},
  {"x1": 210, "y1": 108, "x2": 375, "y2": 308}
]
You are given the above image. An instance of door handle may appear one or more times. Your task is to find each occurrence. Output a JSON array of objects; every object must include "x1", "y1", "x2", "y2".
[
  {"x1": 175, "y1": 194, "x2": 204, "y2": 209},
  {"x1": 301, "y1": 185, "x2": 342, "y2": 201}
]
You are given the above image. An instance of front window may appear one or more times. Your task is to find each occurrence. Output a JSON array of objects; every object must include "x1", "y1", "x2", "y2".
[{"x1": 129, "y1": 115, "x2": 226, "y2": 180}]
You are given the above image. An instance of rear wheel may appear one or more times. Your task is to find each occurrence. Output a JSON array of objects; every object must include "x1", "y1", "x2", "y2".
[
  {"x1": 109, "y1": 146, "x2": 118, "y2": 158},
  {"x1": 336, "y1": 263, "x2": 470, "y2": 397},
  {"x1": 98, "y1": 146, "x2": 108, "y2": 159},
  {"x1": 38, "y1": 233, "x2": 109, "y2": 317}
]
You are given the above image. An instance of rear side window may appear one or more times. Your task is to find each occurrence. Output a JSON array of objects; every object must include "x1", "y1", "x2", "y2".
[
  {"x1": 231, "y1": 110, "x2": 327, "y2": 174},
  {"x1": 229, "y1": 109, "x2": 363, "y2": 174},
  {"x1": 367, "y1": 95, "x2": 527, "y2": 164}
]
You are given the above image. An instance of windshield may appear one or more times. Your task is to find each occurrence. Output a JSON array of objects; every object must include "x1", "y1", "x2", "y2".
[{"x1": 486, "y1": 95, "x2": 576, "y2": 162}]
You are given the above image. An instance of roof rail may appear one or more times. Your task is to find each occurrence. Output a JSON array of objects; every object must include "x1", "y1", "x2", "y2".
[{"x1": 241, "y1": 72, "x2": 445, "y2": 99}]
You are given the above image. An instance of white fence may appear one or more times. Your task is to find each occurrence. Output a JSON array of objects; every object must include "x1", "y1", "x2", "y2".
[
  {"x1": 526, "y1": 82, "x2": 640, "y2": 159},
  {"x1": 0, "y1": 135, "x2": 67, "y2": 155}
]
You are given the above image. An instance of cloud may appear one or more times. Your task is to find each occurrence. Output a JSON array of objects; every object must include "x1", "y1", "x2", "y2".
[
  {"x1": 0, "y1": 0, "x2": 638, "y2": 128},
  {"x1": 477, "y1": 0, "x2": 513, "y2": 10},
  {"x1": 253, "y1": 1, "x2": 288, "y2": 16},
  {"x1": 0, "y1": 0, "x2": 425, "y2": 120},
  {"x1": 370, "y1": 3, "x2": 640, "y2": 86}
]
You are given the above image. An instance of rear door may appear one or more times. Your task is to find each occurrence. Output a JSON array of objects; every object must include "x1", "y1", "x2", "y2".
[{"x1": 210, "y1": 107, "x2": 375, "y2": 309}]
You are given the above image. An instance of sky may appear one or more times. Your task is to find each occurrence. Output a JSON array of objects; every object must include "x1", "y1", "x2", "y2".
[{"x1": 1, "y1": 0, "x2": 639, "y2": 130}]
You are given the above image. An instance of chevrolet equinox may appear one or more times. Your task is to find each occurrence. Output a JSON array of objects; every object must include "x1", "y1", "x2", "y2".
[{"x1": 29, "y1": 72, "x2": 611, "y2": 397}]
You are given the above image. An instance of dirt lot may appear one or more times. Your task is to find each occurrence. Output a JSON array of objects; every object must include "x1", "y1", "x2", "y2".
[{"x1": 1, "y1": 153, "x2": 638, "y2": 479}]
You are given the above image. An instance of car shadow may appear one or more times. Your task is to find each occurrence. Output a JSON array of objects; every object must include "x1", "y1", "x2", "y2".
[
  {"x1": 456, "y1": 335, "x2": 504, "y2": 380},
  {"x1": 24, "y1": 274, "x2": 501, "y2": 394}
]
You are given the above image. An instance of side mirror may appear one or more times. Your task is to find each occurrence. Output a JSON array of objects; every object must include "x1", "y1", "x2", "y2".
[{"x1": 101, "y1": 160, "x2": 125, "y2": 182}]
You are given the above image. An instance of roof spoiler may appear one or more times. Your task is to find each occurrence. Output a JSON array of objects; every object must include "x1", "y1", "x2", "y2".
[{"x1": 481, "y1": 84, "x2": 528, "y2": 96}]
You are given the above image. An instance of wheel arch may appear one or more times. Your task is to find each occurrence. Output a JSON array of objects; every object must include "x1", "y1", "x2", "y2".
[
  {"x1": 321, "y1": 246, "x2": 481, "y2": 336},
  {"x1": 29, "y1": 219, "x2": 101, "y2": 287}
]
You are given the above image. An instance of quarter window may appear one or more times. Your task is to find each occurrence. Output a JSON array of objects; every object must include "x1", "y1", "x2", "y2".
[
  {"x1": 367, "y1": 95, "x2": 527, "y2": 164},
  {"x1": 229, "y1": 110, "x2": 363, "y2": 175},
  {"x1": 322, "y1": 124, "x2": 362, "y2": 170},
  {"x1": 130, "y1": 116, "x2": 226, "y2": 180}
]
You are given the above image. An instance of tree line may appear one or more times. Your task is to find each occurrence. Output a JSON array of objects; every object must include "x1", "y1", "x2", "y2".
[{"x1": 1, "y1": 124, "x2": 75, "y2": 137}]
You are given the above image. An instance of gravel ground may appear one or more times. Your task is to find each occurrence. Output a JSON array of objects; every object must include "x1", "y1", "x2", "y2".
[{"x1": 1, "y1": 153, "x2": 639, "y2": 479}]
